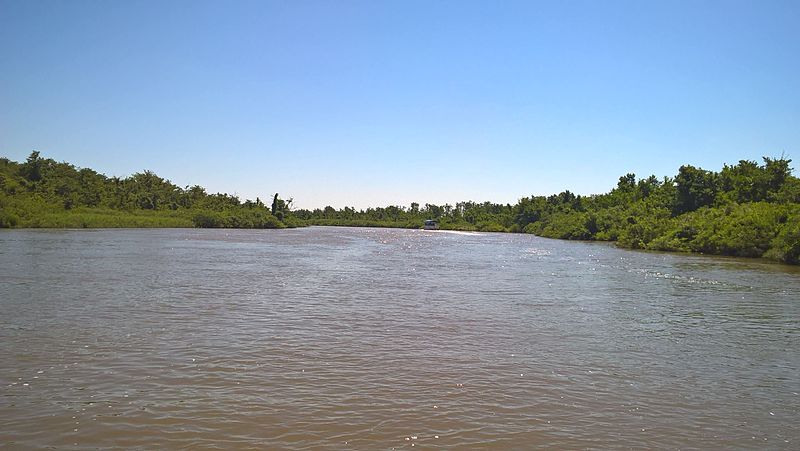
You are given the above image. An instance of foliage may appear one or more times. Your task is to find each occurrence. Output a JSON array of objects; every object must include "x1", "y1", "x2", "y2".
[
  {"x1": 293, "y1": 155, "x2": 799, "y2": 264},
  {"x1": 648, "y1": 203, "x2": 788, "y2": 257},
  {"x1": 765, "y1": 209, "x2": 800, "y2": 264},
  {"x1": 0, "y1": 152, "x2": 292, "y2": 229},
  {"x1": 674, "y1": 164, "x2": 718, "y2": 214},
  {"x1": 3, "y1": 151, "x2": 798, "y2": 264}
]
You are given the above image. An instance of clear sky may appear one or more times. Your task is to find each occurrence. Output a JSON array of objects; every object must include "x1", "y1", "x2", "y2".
[{"x1": 1, "y1": 0, "x2": 798, "y2": 209}]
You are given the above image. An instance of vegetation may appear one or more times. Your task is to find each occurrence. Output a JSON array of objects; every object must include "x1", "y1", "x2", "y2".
[
  {"x1": 2, "y1": 152, "x2": 798, "y2": 264},
  {"x1": 292, "y1": 156, "x2": 800, "y2": 264},
  {"x1": 0, "y1": 152, "x2": 292, "y2": 229}
]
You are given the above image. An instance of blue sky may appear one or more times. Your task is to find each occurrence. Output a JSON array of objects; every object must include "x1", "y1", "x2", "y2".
[{"x1": 1, "y1": 0, "x2": 798, "y2": 209}]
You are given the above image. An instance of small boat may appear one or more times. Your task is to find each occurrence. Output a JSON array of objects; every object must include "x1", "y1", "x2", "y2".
[{"x1": 423, "y1": 219, "x2": 439, "y2": 230}]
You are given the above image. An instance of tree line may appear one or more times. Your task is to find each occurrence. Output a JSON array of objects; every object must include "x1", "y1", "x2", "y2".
[
  {"x1": 0, "y1": 152, "x2": 294, "y2": 229},
  {"x1": 1, "y1": 151, "x2": 798, "y2": 264},
  {"x1": 294, "y1": 157, "x2": 800, "y2": 264}
]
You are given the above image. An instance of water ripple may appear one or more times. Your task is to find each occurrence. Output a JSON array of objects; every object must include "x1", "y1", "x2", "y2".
[{"x1": 1, "y1": 227, "x2": 798, "y2": 448}]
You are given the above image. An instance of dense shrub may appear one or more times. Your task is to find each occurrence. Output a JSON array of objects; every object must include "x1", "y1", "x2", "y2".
[
  {"x1": 0, "y1": 211, "x2": 19, "y2": 228},
  {"x1": 766, "y1": 210, "x2": 800, "y2": 263}
]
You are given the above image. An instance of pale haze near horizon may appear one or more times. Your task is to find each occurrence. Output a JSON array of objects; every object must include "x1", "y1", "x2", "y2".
[{"x1": 1, "y1": 0, "x2": 798, "y2": 210}]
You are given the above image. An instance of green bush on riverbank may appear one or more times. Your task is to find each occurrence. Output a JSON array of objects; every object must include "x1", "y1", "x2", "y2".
[
  {"x1": 0, "y1": 152, "x2": 291, "y2": 229},
  {"x1": 291, "y1": 157, "x2": 800, "y2": 264}
]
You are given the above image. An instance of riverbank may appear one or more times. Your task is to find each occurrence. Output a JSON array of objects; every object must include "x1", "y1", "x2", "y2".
[
  {"x1": 1, "y1": 212, "x2": 798, "y2": 265},
  {"x1": 3, "y1": 152, "x2": 799, "y2": 264},
  {"x1": 302, "y1": 203, "x2": 800, "y2": 266}
]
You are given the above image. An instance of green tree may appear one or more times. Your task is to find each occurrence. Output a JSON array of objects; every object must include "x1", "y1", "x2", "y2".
[
  {"x1": 22, "y1": 151, "x2": 45, "y2": 182},
  {"x1": 674, "y1": 165, "x2": 717, "y2": 215}
]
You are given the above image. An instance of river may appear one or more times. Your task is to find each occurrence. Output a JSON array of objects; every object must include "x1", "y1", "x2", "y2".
[{"x1": 1, "y1": 227, "x2": 798, "y2": 449}]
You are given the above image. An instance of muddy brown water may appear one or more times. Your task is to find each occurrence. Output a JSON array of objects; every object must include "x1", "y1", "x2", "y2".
[{"x1": 1, "y1": 227, "x2": 798, "y2": 449}]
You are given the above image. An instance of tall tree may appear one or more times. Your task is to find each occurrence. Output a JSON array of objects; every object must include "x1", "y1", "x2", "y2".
[{"x1": 674, "y1": 165, "x2": 717, "y2": 214}]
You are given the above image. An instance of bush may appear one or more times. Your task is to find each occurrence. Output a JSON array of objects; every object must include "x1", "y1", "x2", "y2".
[
  {"x1": 766, "y1": 210, "x2": 800, "y2": 264},
  {"x1": 690, "y1": 203, "x2": 784, "y2": 257},
  {"x1": 618, "y1": 215, "x2": 671, "y2": 249},
  {"x1": 646, "y1": 203, "x2": 787, "y2": 257},
  {"x1": 535, "y1": 211, "x2": 592, "y2": 239},
  {"x1": 0, "y1": 211, "x2": 19, "y2": 228},
  {"x1": 476, "y1": 221, "x2": 507, "y2": 232},
  {"x1": 192, "y1": 211, "x2": 225, "y2": 228}
]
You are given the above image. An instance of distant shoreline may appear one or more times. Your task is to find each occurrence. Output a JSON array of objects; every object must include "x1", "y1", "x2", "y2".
[{"x1": 2, "y1": 152, "x2": 799, "y2": 265}]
